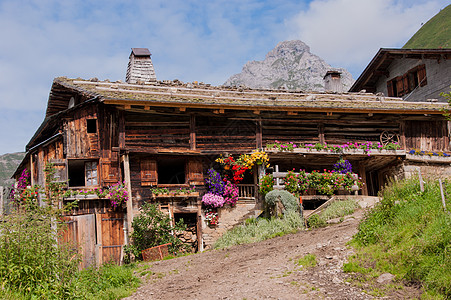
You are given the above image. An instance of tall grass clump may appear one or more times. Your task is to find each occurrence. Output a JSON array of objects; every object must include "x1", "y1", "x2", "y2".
[
  {"x1": 352, "y1": 177, "x2": 451, "y2": 298},
  {"x1": 307, "y1": 199, "x2": 358, "y2": 228},
  {"x1": 213, "y1": 211, "x2": 304, "y2": 249},
  {"x1": 0, "y1": 164, "x2": 140, "y2": 299}
]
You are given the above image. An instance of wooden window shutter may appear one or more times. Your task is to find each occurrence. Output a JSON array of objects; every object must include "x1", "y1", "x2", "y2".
[
  {"x1": 101, "y1": 159, "x2": 120, "y2": 185},
  {"x1": 49, "y1": 158, "x2": 68, "y2": 187},
  {"x1": 188, "y1": 160, "x2": 204, "y2": 185},
  {"x1": 141, "y1": 159, "x2": 157, "y2": 186},
  {"x1": 402, "y1": 75, "x2": 409, "y2": 94},
  {"x1": 418, "y1": 64, "x2": 427, "y2": 87},
  {"x1": 386, "y1": 80, "x2": 394, "y2": 97},
  {"x1": 396, "y1": 76, "x2": 404, "y2": 96}
]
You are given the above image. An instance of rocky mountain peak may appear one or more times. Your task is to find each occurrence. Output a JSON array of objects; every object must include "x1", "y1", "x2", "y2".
[
  {"x1": 224, "y1": 40, "x2": 354, "y2": 92},
  {"x1": 266, "y1": 40, "x2": 310, "y2": 60}
]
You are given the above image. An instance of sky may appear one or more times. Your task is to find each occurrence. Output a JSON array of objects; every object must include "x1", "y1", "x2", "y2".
[{"x1": 0, "y1": 0, "x2": 448, "y2": 155}]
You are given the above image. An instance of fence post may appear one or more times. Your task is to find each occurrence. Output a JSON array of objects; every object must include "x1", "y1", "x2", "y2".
[
  {"x1": 418, "y1": 170, "x2": 424, "y2": 192},
  {"x1": 439, "y1": 179, "x2": 448, "y2": 212}
]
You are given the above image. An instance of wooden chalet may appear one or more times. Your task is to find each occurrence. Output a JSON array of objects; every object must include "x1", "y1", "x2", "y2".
[{"x1": 13, "y1": 48, "x2": 451, "y2": 266}]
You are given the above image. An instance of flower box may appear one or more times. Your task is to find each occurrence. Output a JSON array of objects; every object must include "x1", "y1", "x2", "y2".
[{"x1": 151, "y1": 192, "x2": 199, "y2": 198}]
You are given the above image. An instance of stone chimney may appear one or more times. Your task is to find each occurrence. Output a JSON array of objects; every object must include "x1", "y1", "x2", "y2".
[
  {"x1": 324, "y1": 70, "x2": 342, "y2": 93},
  {"x1": 126, "y1": 48, "x2": 156, "y2": 84}
]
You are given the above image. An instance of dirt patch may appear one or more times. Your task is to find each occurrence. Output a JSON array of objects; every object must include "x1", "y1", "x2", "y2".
[{"x1": 126, "y1": 208, "x2": 421, "y2": 299}]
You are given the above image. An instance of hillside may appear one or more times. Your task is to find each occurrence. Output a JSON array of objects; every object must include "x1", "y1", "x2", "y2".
[
  {"x1": 0, "y1": 152, "x2": 25, "y2": 187},
  {"x1": 403, "y1": 4, "x2": 451, "y2": 48},
  {"x1": 224, "y1": 40, "x2": 354, "y2": 92}
]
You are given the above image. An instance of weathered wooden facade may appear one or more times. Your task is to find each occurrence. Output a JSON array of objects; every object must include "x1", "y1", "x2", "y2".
[{"x1": 13, "y1": 49, "x2": 451, "y2": 266}]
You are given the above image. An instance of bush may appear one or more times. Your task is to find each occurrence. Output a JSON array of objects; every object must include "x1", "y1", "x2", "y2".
[
  {"x1": 265, "y1": 190, "x2": 299, "y2": 216},
  {"x1": 125, "y1": 203, "x2": 188, "y2": 260}
]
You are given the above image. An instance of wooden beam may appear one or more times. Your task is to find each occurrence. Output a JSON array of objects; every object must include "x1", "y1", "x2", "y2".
[
  {"x1": 179, "y1": 107, "x2": 186, "y2": 112},
  {"x1": 124, "y1": 105, "x2": 131, "y2": 110},
  {"x1": 123, "y1": 154, "x2": 133, "y2": 245},
  {"x1": 287, "y1": 111, "x2": 297, "y2": 116},
  {"x1": 318, "y1": 123, "x2": 325, "y2": 144},
  {"x1": 144, "y1": 106, "x2": 150, "y2": 110},
  {"x1": 256, "y1": 119, "x2": 262, "y2": 149},
  {"x1": 253, "y1": 110, "x2": 260, "y2": 115}
]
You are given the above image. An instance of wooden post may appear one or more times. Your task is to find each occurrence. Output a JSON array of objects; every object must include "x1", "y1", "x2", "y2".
[
  {"x1": 95, "y1": 212, "x2": 103, "y2": 266},
  {"x1": 399, "y1": 121, "x2": 406, "y2": 150},
  {"x1": 197, "y1": 198, "x2": 204, "y2": 252},
  {"x1": 256, "y1": 119, "x2": 262, "y2": 149},
  {"x1": 318, "y1": 123, "x2": 325, "y2": 144},
  {"x1": 418, "y1": 170, "x2": 424, "y2": 192},
  {"x1": 123, "y1": 153, "x2": 133, "y2": 244},
  {"x1": 358, "y1": 162, "x2": 368, "y2": 196},
  {"x1": 190, "y1": 114, "x2": 196, "y2": 150},
  {"x1": 439, "y1": 179, "x2": 448, "y2": 212}
]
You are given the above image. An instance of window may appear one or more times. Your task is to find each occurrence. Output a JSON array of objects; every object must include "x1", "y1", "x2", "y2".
[
  {"x1": 68, "y1": 160, "x2": 98, "y2": 187},
  {"x1": 158, "y1": 158, "x2": 185, "y2": 184},
  {"x1": 87, "y1": 119, "x2": 97, "y2": 134},
  {"x1": 387, "y1": 64, "x2": 427, "y2": 97}
]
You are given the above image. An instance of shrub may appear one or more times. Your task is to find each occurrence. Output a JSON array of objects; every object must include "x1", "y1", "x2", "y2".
[
  {"x1": 306, "y1": 214, "x2": 327, "y2": 228},
  {"x1": 125, "y1": 203, "x2": 187, "y2": 260},
  {"x1": 265, "y1": 189, "x2": 299, "y2": 216}
]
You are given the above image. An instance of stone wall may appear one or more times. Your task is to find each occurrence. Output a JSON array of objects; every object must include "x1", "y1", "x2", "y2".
[
  {"x1": 403, "y1": 160, "x2": 451, "y2": 180},
  {"x1": 375, "y1": 58, "x2": 451, "y2": 102}
]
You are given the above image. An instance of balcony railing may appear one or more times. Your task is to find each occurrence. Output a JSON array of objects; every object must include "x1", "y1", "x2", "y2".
[{"x1": 237, "y1": 184, "x2": 257, "y2": 200}]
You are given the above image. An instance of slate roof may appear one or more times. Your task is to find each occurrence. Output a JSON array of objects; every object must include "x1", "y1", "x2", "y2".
[{"x1": 48, "y1": 77, "x2": 448, "y2": 117}]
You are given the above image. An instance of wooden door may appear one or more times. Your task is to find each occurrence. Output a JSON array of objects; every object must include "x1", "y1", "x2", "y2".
[
  {"x1": 60, "y1": 214, "x2": 96, "y2": 269},
  {"x1": 100, "y1": 211, "x2": 125, "y2": 264}
]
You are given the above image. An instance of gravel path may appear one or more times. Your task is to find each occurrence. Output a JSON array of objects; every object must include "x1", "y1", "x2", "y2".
[{"x1": 125, "y1": 204, "x2": 421, "y2": 300}]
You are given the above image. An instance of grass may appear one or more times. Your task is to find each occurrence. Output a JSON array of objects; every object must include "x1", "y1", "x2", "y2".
[
  {"x1": 295, "y1": 253, "x2": 317, "y2": 269},
  {"x1": 348, "y1": 178, "x2": 451, "y2": 299},
  {"x1": 403, "y1": 4, "x2": 451, "y2": 48},
  {"x1": 213, "y1": 210, "x2": 304, "y2": 249},
  {"x1": 307, "y1": 199, "x2": 358, "y2": 228},
  {"x1": 0, "y1": 263, "x2": 141, "y2": 300}
]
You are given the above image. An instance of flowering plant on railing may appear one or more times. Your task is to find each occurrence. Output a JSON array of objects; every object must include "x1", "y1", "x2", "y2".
[
  {"x1": 201, "y1": 192, "x2": 225, "y2": 208},
  {"x1": 204, "y1": 208, "x2": 219, "y2": 226},
  {"x1": 333, "y1": 159, "x2": 353, "y2": 174},
  {"x1": 266, "y1": 141, "x2": 401, "y2": 155},
  {"x1": 223, "y1": 180, "x2": 239, "y2": 206},
  {"x1": 282, "y1": 169, "x2": 363, "y2": 196},
  {"x1": 108, "y1": 182, "x2": 129, "y2": 209},
  {"x1": 259, "y1": 174, "x2": 274, "y2": 197},
  {"x1": 216, "y1": 151, "x2": 270, "y2": 183},
  {"x1": 205, "y1": 168, "x2": 225, "y2": 195},
  {"x1": 408, "y1": 149, "x2": 450, "y2": 157}
]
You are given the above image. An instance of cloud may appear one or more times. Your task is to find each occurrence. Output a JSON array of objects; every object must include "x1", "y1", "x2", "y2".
[{"x1": 287, "y1": 0, "x2": 448, "y2": 77}]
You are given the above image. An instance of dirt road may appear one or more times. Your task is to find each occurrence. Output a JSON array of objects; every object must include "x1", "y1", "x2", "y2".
[{"x1": 126, "y1": 206, "x2": 420, "y2": 299}]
